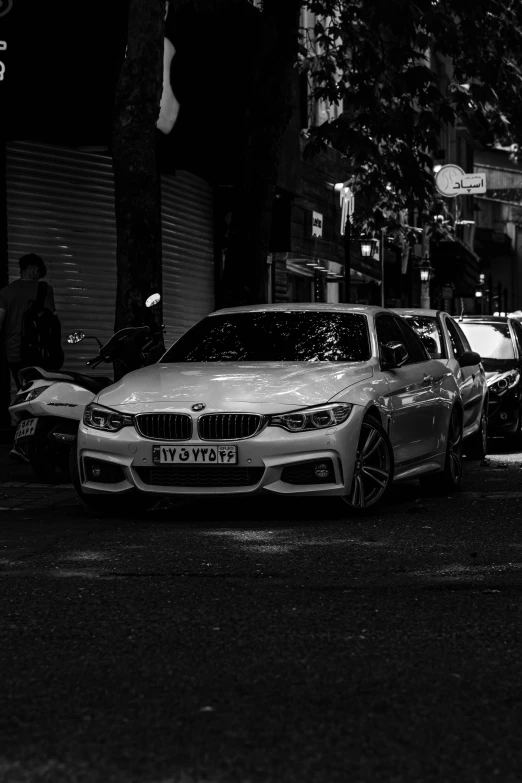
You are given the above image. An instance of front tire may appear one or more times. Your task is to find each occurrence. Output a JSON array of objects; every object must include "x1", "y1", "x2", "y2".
[
  {"x1": 506, "y1": 403, "x2": 522, "y2": 448},
  {"x1": 69, "y1": 447, "x2": 156, "y2": 517},
  {"x1": 420, "y1": 407, "x2": 463, "y2": 494},
  {"x1": 342, "y1": 418, "x2": 394, "y2": 514},
  {"x1": 465, "y1": 406, "x2": 488, "y2": 460}
]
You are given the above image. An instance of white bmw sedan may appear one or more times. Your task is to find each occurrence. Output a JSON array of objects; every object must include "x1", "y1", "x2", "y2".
[{"x1": 72, "y1": 304, "x2": 463, "y2": 515}]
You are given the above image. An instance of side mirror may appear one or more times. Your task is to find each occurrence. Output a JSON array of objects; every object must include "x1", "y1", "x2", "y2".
[
  {"x1": 458, "y1": 350, "x2": 481, "y2": 368},
  {"x1": 381, "y1": 341, "x2": 409, "y2": 369},
  {"x1": 146, "y1": 293, "x2": 161, "y2": 308},
  {"x1": 67, "y1": 331, "x2": 85, "y2": 344}
]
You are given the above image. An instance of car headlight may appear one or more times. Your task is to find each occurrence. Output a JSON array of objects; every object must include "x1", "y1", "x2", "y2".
[
  {"x1": 269, "y1": 403, "x2": 353, "y2": 432},
  {"x1": 487, "y1": 369, "x2": 520, "y2": 395},
  {"x1": 12, "y1": 386, "x2": 49, "y2": 405},
  {"x1": 83, "y1": 403, "x2": 134, "y2": 432}
]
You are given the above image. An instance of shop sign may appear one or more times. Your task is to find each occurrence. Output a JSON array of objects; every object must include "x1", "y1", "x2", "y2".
[
  {"x1": 435, "y1": 165, "x2": 486, "y2": 197},
  {"x1": 337, "y1": 183, "x2": 354, "y2": 235},
  {"x1": 312, "y1": 211, "x2": 323, "y2": 238}
]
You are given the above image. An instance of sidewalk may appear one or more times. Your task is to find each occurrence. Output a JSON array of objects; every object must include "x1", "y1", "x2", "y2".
[{"x1": 0, "y1": 438, "x2": 74, "y2": 490}]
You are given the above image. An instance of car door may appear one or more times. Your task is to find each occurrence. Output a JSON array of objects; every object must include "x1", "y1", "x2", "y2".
[
  {"x1": 445, "y1": 315, "x2": 482, "y2": 436},
  {"x1": 376, "y1": 314, "x2": 443, "y2": 466}
]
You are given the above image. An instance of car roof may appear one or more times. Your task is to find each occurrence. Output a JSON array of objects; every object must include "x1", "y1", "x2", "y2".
[
  {"x1": 393, "y1": 308, "x2": 443, "y2": 318},
  {"x1": 459, "y1": 315, "x2": 510, "y2": 323},
  {"x1": 211, "y1": 303, "x2": 388, "y2": 316}
]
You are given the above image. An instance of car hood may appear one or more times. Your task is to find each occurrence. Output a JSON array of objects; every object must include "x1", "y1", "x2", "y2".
[{"x1": 97, "y1": 362, "x2": 374, "y2": 410}]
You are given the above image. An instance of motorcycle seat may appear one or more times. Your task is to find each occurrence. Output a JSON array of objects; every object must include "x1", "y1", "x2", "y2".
[
  {"x1": 19, "y1": 367, "x2": 112, "y2": 394},
  {"x1": 66, "y1": 373, "x2": 113, "y2": 394}
]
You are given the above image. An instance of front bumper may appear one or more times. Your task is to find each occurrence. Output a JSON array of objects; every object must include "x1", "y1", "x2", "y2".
[
  {"x1": 487, "y1": 390, "x2": 521, "y2": 435},
  {"x1": 76, "y1": 406, "x2": 366, "y2": 497}
]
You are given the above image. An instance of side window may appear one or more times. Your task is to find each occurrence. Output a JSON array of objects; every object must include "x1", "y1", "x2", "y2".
[
  {"x1": 446, "y1": 317, "x2": 466, "y2": 359},
  {"x1": 395, "y1": 317, "x2": 430, "y2": 363},
  {"x1": 375, "y1": 315, "x2": 427, "y2": 365},
  {"x1": 375, "y1": 315, "x2": 407, "y2": 352},
  {"x1": 451, "y1": 319, "x2": 472, "y2": 354}
]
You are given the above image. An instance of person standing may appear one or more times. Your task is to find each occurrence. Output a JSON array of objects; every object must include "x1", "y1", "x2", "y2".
[
  {"x1": 0, "y1": 254, "x2": 59, "y2": 461},
  {"x1": 0, "y1": 253, "x2": 57, "y2": 390}
]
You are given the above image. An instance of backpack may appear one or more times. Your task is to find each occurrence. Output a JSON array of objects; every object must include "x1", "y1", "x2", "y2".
[{"x1": 20, "y1": 282, "x2": 64, "y2": 370}]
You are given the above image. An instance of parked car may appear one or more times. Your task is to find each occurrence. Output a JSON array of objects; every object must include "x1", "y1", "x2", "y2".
[
  {"x1": 458, "y1": 315, "x2": 522, "y2": 444},
  {"x1": 394, "y1": 308, "x2": 488, "y2": 458},
  {"x1": 71, "y1": 304, "x2": 464, "y2": 517}
]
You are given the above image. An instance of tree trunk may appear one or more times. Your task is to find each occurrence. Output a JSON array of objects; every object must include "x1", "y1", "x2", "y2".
[
  {"x1": 112, "y1": 0, "x2": 167, "y2": 338},
  {"x1": 218, "y1": 0, "x2": 301, "y2": 307}
]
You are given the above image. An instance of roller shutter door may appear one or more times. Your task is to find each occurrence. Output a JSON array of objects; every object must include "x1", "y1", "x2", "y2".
[
  {"x1": 6, "y1": 142, "x2": 117, "y2": 378},
  {"x1": 6, "y1": 142, "x2": 215, "y2": 379},
  {"x1": 161, "y1": 172, "x2": 215, "y2": 346}
]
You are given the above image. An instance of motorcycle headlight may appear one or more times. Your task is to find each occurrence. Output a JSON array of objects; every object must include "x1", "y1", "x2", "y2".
[
  {"x1": 83, "y1": 403, "x2": 134, "y2": 432},
  {"x1": 269, "y1": 403, "x2": 353, "y2": 433},
  {"x1": 487, "y1": 369, "x2": 520, "y2": 395},
  {"x1": 12, "y1": 386, "x2": 49, "y2": 405}
]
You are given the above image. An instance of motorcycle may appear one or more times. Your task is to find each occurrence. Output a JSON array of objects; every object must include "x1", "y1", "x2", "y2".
[{"x1": 9, "y1": 294, "x2": 164, "y2": 482}]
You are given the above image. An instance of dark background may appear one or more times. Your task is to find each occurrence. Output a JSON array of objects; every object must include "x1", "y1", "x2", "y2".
[{"x1": 0, "y1": 0, "x2": 259, "y2": 179}]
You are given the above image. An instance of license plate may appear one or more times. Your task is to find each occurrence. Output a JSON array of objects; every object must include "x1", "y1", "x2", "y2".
[
  {"x1": 15, "y1": 418, "x2": 38, "y2": 440},
  {"x1": 152, "y1": 444, "x2": 238, "y2": 465}
]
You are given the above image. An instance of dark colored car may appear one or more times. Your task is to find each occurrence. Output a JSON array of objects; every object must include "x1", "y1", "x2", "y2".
[{"x1": 459, "y1": 315, "x2": 522, "y2": 443}]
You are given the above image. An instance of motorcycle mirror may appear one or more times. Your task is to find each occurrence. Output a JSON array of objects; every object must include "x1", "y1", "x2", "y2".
[
  {"x1": 146, "y1": 293, "x2": 161, "y2": 308},
  {"x1": 67, "y1": 331, "x2": 86, "y2": 344}
]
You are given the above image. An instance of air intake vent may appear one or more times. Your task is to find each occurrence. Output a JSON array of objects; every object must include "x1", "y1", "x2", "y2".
[
  {"x1": 135, "y1": 413, "x2": 192, "y2": 441},
  {"x1": 136, "y1": 466, "x2": 264, "y2": 487},
  {"x1": 198, "y1": 414, "x2": 264, "y2": 441}
]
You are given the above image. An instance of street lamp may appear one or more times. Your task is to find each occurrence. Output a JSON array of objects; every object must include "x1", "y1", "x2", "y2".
[
  {"x1": 358, "y1": 235, "x2": 384, "y2": 306},
  {"x1": 360, "y1": 238, "x2": 377, "y2": 257}
]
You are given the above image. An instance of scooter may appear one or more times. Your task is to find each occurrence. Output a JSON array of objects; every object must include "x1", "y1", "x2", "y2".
[{"x1": 9, "y1": 294, "x2": 164, "y2": 482}]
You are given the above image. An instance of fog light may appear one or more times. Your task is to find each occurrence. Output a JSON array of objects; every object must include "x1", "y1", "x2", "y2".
[
  {"x1": 84, "y1": 458, "x2": 124, "y2": 484},
  {"x1": 314, "y1": 462, "x2": 331, "y2": 479},
  {"x1": 500, "y1": 412, "x2": 508, "y2": 420}
]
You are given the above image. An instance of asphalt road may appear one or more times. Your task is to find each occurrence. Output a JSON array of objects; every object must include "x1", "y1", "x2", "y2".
[{"x1": 1, "y1": 442, "x2": 522, "y2": 783}]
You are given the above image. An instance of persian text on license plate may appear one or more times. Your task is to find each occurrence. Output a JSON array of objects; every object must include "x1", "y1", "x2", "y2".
[
  {"x1": 153, "y1": 444, "x2": 238, "y2": 465},
  {"x1": 15, "y1": 418, "x2": 38, "y2": 440}
]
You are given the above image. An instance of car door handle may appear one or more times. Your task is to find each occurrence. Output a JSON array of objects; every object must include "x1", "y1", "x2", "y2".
[{"x1": 423, "y1": 374, "x2": 435, "y2": 385}]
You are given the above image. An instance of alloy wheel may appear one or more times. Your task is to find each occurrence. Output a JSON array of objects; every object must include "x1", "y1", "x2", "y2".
[{"x1": 344, "y1": 421, "x2": 392, "y2": 509}]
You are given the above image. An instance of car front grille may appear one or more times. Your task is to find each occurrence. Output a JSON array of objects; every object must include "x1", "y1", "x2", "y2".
[
  {"x1": 136, "y1": 466, "x2": 264, "y2": 487},
  {"x1": 135, "y1": 413, "x2": 192, "y2": 441},
  {"x1": 197, "y1": 413, "x2": 264, "y2": 440}
]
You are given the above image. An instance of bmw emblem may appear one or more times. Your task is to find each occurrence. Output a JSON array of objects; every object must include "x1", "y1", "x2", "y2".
[{"x1": 191, "y1": 403, "x2": 206, "y2": 412}]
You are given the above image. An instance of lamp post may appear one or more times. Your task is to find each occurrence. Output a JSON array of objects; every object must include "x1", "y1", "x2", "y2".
[
  {"x1": 359, "y1": 236, "x2": 383, "y2": 306},
  {"x1": 419, "y1": 257, "x2": 432, "y2": 309}
]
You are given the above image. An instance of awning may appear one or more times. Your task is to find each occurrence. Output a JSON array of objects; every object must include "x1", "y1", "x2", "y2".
[{"x1": 286, "y1": 254, "x2": 345, "y2": 281}]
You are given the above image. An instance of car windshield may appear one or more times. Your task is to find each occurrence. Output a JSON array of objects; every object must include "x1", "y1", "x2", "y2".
[
  {"x1": 402, "y1": 315, "x2": 444, "y2": 359},
  {"x1": 459, "y1": 322, "x2": 515, "y2": 360},
  {"x1": 162, "y1": 311, "x2": 371, "y2": 362}
]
